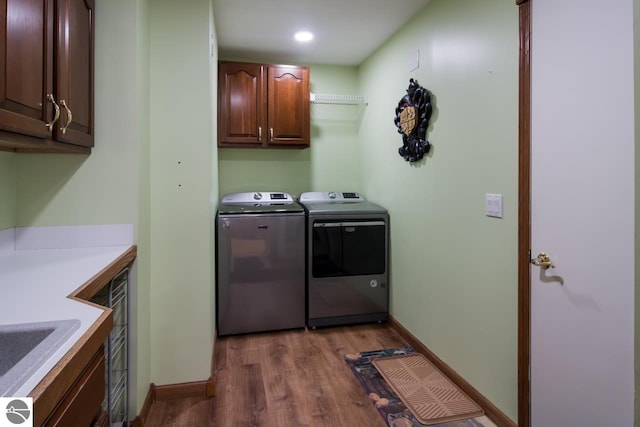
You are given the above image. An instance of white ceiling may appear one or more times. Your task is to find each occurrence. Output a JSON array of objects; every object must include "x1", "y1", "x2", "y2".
[{"x1": 212, "y1": 0, "x2": 432, "y2": 66}]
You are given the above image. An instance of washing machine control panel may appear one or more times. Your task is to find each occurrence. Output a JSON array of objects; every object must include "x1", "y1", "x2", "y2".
[
  {"x1": 221, "y1": 192, "x2": 295, "y2": 204},
  {"x1": 299, "y1": 191, "x2": 365, "y2": 203}
]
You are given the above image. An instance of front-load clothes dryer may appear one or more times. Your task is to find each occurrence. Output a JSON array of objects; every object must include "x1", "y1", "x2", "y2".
[
  {"x1": 299, "y1": 191, "x2": 389, "y2": 328},
  {"x1": 216, "y1": 192, "x2": 305, "y2": 336}
]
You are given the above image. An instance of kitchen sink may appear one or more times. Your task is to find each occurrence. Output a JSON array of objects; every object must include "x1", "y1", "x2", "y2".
[{"x1": 0, "y1": 319, "x2": 80, "y2": 396}]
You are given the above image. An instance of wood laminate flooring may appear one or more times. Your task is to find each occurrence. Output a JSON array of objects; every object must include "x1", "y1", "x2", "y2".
[{"x1": 145, "y1": 323, "x2": 408, "y2": 426}]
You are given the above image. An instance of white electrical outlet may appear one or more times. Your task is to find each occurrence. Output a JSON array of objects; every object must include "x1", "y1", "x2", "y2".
[{"x1": 485, "y1": 193, "x2": 503, "y2": 218}]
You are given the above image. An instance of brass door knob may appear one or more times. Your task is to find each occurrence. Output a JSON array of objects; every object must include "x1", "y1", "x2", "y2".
[{"x1": 530, "y1": 252, "x2": 556, "y2": 269}]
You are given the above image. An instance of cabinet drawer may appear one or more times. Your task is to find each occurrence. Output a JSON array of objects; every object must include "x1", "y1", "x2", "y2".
[{"x1": 43, "y1": 346, "x2": 105, "y2": 427}]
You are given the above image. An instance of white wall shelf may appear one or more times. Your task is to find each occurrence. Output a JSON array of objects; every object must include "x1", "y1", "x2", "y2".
[{"x1": 310, "y1": 93, "x2": 368, "y2": 105}]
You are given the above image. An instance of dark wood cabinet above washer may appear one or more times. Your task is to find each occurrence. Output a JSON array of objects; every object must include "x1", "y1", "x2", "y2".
[{"x1": 217, "y1": 61, "x2": 310, "y2": 148}]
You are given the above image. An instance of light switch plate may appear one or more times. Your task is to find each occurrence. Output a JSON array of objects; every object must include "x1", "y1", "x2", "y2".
[
  {"x1": 409, "y1": 49, "x2": 419, "y2": 71},
  {"x1": 485, "y1": 193, "x2": 503, "y2": 218}
]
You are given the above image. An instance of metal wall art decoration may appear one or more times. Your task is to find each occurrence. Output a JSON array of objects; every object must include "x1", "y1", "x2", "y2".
[{"x1": 394, "y1": 78, "x2": 432, "y2": 162}]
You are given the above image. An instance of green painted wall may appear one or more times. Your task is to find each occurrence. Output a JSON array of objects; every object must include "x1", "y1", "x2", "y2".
[
  {"x1": 219, "y1": 0, "x2": 518, "y2": 419},
  {"x1": 1, "y1": 0, "x2": 526, "y2": 420},
  {"x1": 15, "y1": 0, "x2": 140, "y2": 227},
  {"x1": 133, "y1": 0, "x2": 151, "y2": 416},
  {"x1": 635, "y1": 0, "x2": 640, "y2": 424},
  {"x1": 308, "y1": 65, "x2": 363, "y2": 193},
  {"x1": 149, "y1": 0, "x2": 215, "y2": 385},
  {"x1": 217, "y1": 64, "x2": 362, "y2": 197},
  {"x1": 0, "y1": 152, "x2": 16, "y2": 231},
  {"x1": 12, "y1": 0, "x2": 153, "y2": 414},
  {"x1": 358, "y1": 0, "x2": 518, "y2": 420},
  {"x1": 8, "y1": 0, "x2": 216, "y2": 414},
  {"x1": 216, "y1": 1, "x2": 518, "y2": 419},
  {"x1": 209, "y1": 0, "x2": 220, "y2": 358}
]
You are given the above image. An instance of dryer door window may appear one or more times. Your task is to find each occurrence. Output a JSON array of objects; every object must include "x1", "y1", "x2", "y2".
[{"x1": 312, "y1": 220, "x2": 386, "y2": 277}]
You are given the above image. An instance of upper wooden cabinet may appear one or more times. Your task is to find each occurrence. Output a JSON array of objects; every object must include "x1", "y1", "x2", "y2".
[
  {"x1": 218, "y1": 61, "x2": 310, "y2": 148},
  {"x1": 0, "y1": 0, "x2": 94, "y2": 153},
  {"x1": 55, "y1": 0, "x2": 94, "y2": 148}
]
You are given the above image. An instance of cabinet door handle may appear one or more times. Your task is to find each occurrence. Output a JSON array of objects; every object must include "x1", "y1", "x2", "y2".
[
  {"x1": 60, "y1": 100, "x2": 73, "y2": 135},
  {"x1": 270, "y1": 128, "x2": 273, "y2": 142},
  {"x1": 46, "y1": 94, "x2": 60, "y2": 133},
  {"x1": 258, "y1": 126, "x2": 262, "y2": 140}
]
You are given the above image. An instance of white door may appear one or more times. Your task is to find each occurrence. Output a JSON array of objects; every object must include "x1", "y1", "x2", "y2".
[{"x1": 530, "y1": 1, "x2": 635, "y2": 426}]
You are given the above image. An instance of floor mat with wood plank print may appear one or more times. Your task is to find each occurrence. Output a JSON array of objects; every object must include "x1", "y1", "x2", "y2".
[{"x1": 345, "y1": 347, "x2": 494, "y2": 427}]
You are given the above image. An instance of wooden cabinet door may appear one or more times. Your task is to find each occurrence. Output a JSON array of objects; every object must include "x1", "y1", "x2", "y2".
[
  {"x1": 43, "y1": 346, "x2": 105, "y2": 427},
  {"x1": 55, "y1": 0, "x2": 94, "y2": 147},
  {"x1": 267, "y1": 65, "x2": 309, "y2": 146},
  {"x1": 218, "y1": 61, "x2": 265, "y2": 146},
  {"x1": 0, "y1": 0, "x2": 54, "y2": 139}
]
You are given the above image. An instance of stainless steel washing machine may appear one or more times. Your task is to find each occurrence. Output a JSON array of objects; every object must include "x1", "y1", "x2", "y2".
[
  {"x1": 216, "y1": 192, "x2": 305, "y2": 336},
  {"x1": 299, "y1": 191, "x2": 389, "y2": 328}
]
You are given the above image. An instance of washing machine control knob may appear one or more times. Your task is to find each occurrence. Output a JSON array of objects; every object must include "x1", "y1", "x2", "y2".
[
  {"x1": 253, "y1": 192, "x2": 262, "y2": 200},
  {"x1": 328, "y1": 192, "x2": 337, "y2": 199}
]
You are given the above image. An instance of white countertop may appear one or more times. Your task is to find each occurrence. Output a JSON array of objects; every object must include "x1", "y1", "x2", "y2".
[{"x1": 0, "y1": 225, "x2": 134, "y2": 397}]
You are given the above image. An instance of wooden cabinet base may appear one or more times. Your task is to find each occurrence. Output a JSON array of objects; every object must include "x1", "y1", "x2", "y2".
[
  {"x1": 43, "y1": 346, "x2": 105, "y2": 427},
  {"x1": 93, "y1": 411, "x2": 109, "y2": 427}
]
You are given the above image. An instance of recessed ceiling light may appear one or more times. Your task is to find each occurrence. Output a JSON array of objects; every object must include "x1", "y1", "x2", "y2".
[{"x1": 294, "y1": 31, "x2": 314, "y2": 42}]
